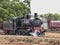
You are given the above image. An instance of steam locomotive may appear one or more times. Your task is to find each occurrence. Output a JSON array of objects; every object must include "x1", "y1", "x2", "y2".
[
  {"x1": 2, "y1": 16, "x2": 44, "y2": 36},
  {"x1": 1, "y1": 14, "x2": 60, "y2": 36}
]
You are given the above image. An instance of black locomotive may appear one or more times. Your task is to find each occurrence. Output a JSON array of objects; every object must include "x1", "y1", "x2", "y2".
[{"x1": 3, "y1": 13, "x2": 45, "y2": 36}]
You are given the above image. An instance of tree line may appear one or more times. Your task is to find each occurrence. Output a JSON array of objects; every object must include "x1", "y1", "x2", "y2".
[{"x1": 44, "y1": 13, "x2": 60, "y2": 20}]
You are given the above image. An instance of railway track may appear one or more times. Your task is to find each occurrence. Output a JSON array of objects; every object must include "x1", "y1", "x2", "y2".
[{"x1": 0, "y1": 29, "x2": 60, "y2": 38}]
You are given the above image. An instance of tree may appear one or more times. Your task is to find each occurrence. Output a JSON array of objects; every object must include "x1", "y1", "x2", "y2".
[
  {"x1": 0, "y1": 7, "x2": 9, "y2": 22},
  {"x1": 0, "y1": 0, "x2": 30, "y2": 22},
  {"x1": 44, "y1": 13, "x2": 60, "y2": 20},
  {"x1": 24, "y1": 0, "x2": 31, "y2": 14},
  {"x1": 12, "y1": 0, "x2": 19, "y2": 2},
  {"x1": 24, "y1": 0, "x2": 30, "y2": 7}
]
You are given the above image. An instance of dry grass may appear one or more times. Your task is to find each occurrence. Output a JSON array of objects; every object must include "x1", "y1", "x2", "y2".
[
  {"x1": 0, "y1": 30, "x2": 60, "y2": 45},
  {"x1": 45, "y1": 32, "x2": 60, "y2": 38},
  {"x1": 0, "y1": 35, "x2": 59, "y2": 45}
]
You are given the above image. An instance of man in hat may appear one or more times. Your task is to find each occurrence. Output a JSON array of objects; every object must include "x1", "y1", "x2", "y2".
[{"x1": 30, "y1": 13, "x2": 43, "y2": 36}]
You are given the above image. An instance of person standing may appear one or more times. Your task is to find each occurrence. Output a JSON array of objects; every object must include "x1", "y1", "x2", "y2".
[{"x1": 30, "y1": 13, "x2": 43, "y2": 36}]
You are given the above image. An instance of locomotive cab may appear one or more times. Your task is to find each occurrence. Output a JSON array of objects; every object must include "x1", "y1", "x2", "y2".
[{"x1": 3, "y1": 17, "x2": 17, "y2": 35}]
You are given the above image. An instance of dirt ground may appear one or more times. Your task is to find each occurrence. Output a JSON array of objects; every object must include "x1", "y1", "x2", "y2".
[
  {"x1": 45, "y1": 32, "x2": 60, "y2": 38},
  {"x1": 0, "y1": 30, "x2": 5, "y2": 35},
  {"x1": 0, "y1": 35, "x2": 60, "y2": 45},
  {"x1": 0, "y1": 30, "x2": 60, "y2": 45},
  {"x1": 0, "y1": 29, "x2": 60, "y2": 38}
]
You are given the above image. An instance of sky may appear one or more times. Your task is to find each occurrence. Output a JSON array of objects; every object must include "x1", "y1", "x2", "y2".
[
  {"x1": 20, "y1": 0, "x2": 60, "y2": 15},
  {"x1": 31, "y1": 0, "x2": 60, "y2": 15}
]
